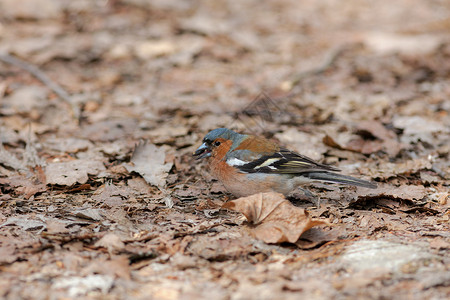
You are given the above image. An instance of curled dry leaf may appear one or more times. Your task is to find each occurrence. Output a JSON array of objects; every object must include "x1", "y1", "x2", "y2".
[
  {"x1": 125, "y1": 141, "x2": 173, "y2": 188},
  {"x1": 323, "y1": 120, "x2": 403, "y2": 157},
  {"x1": 222, "y1": 192, "x2": 328, "y2": 244},
  {"x1": 0, "y1": 176, "x2": 46, "y2": 199}
]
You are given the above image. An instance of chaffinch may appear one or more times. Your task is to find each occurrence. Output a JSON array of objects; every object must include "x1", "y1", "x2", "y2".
[{"x1": 193, "y1": 128, "x2": 377, "y2": 197}]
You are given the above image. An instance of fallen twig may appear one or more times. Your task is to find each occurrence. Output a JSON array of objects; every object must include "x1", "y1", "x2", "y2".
[
  {"x1": 287, "y1": 44, "x2": 351, "y2": 88},
  {"x1": 0, "y1": 53, "x2": 80, "y2": 120}
]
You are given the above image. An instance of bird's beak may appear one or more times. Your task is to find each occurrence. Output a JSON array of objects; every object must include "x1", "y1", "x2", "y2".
[{"x1": 193, "y1": 142, "x2": 211, "y2": 160}]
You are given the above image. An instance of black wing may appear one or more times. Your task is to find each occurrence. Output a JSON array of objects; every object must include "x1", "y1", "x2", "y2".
[{"x1": 237, "y1": 148, "x2": 339, "y2": 174}]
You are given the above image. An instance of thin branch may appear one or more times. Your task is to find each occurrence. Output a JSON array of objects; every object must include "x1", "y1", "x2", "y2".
[
  {"x1": 0, "y1": 53, "x2": 80, "y2": 120},
  {"x1": 289, "y1": 45, "x2": 350, "y2": 87}
]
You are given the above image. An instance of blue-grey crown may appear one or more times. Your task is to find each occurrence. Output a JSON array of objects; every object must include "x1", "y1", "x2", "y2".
[{"x1": 203, "y1": 128, "x2": 246, "y2": 146}]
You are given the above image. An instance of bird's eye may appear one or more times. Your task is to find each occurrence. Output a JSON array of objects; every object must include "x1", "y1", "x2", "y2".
[{"x1": 214, "y1": 141, "x2": 221, "y2": 147}]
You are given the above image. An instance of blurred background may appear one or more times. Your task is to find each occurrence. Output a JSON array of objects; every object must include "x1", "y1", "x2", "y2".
[{"x1": 1, "y1": 0, "x2": 449, "y2": 135}]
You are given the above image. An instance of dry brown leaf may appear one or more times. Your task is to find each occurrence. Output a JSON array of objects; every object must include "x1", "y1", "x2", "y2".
[
  {"x1": 354, "y1": 120, "x2": 403, "y2": 157},
  {"x1": 125, "y1": 141, "x2": 173, "y2": 188},
  {"x1": 45, "y1": 219, "x2": 69, "y2": 234},
  {"x1": 0, "y1": 176, "x2": 46, "y2": 199},
  {"x1": 92, "y1": 182, "x2": 129, "y2": 207},
  {"x1": 45, "y1": 137, "x2": 93, "y2": 153},
  {"x1": 223, "y1": 192, "x2": 327, "y2": 244},
  {"x1": 0, "y1": 216, "x2": 46, "y2": 231},
  {"x1": 0, "y1": 0, "x2": 62, "y2": 20},
  {"x1": 0, "y1": 145, "x2": 28, "y2": 173},
  {"x1": 323, "y1": 120, "x2": 403, "y2": 157},
  {"x1": 80, "y1": 119, "x2": 138, "y2": 142},
  {"x1": 1, "y1": 86, "x2": 48, "y2": 114},
  {"x1": 94, "y1": 233, "x2": 125, "y2": 254},
  {"x1": 186, "y1": 230, "x2": 255, "y2": 260},
  {"x1": 45, "y1": 160, "x2": 106, "y2": 186},
  {"x1": 127, "y1": 177, "x2": 153, "y2": 194},
  {"x1": 295, "y1": 227, "x2": 340, "y2": 249},
  {"x1": 85, "y1": 256, "x2": 131, "y2": 280},
  {"x1": 357, "y1": 184, "x2": 428, "y2": 201},
  {"x1": 72, "y1": 208, "x2": 104, "y2": 221},
  {"x1": 393, "y1": 115, "x2": 449, "y2": 144},
  {"x1": 0, "y1": 244, "x2": 19, "y2": 264},
  {"x1": 369, "y1": 158, "x2": 433, "y2": 179}
]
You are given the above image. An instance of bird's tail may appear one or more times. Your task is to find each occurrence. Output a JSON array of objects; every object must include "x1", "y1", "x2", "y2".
[{"x1": 306, "y1": 172, "x2": 377, "y2": 189}]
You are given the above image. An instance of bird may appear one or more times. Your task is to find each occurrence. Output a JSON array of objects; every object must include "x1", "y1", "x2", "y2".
[{"x1": 193, "y1": 128, "x2": 377, "y2": 198}]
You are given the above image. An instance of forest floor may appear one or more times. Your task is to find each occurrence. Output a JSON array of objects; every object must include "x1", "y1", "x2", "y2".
[{"x1": 0, "y1": 0, "x2": 449, "y2": 299}]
